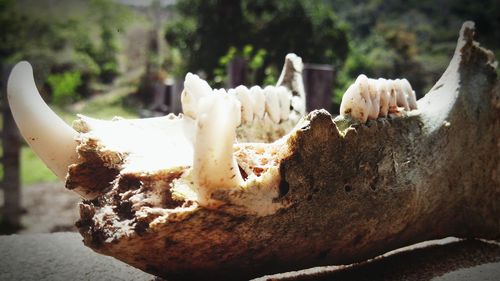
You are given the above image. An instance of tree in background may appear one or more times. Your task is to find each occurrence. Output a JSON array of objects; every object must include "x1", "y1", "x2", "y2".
[
  {"x1": 165, "y1": 0, "x2": 349, "y2": 86},
  {"x1": 328, "y1": 0, "x2": 500, "y2": 101},
  {"x1": 0, "y1": 0, "x2": 132, "y2": 104},
  {"x1": 89, "y1": 0, "x2": 131, "y2": 83}
]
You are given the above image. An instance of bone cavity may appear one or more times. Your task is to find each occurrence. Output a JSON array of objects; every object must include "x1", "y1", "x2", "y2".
[{"x1": 7, "y1": 61, "x2": 79, "y2": 180}]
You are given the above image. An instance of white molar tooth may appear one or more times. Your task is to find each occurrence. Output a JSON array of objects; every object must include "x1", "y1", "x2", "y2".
[
  {"x1": 339, "y1": 77, "x2": 370, "y2": 123},
  {"x1": 276, "y1": 86, "x2": 291, "y2": 121},
  {"x1": 7, "y1": 61, "x2": 79, "y2": 181},
  {"x1": 367, "y1": 78, "x2": 380, "y2": 119},
  {"x1": 355, "y1": 74, "x2": 372, "y2": 122},
  {"x1": 387, "y1": 80, "x2": 399, "y2": 113},
  {"x1": 250, "y1": 85, "x2": 266, "y2": 120},
  {"x1": 193, "y1": 94, "x2": 243, "y2": 207},
  {"x1": 401, "y1": 78, "x2": 418, "y2": 110},
  {"x1": 394, "y1": 79, "x2": 410, "y2": 111},
  {"x1": 181, "y1": 73, "x2": 213, "y2": 119},
  {"x1": 234, "y1": 85, "x2": 254, "y2": 123},
  {"x1": 219, "y1": 88, "x2": 241, "y2": 126},
  {"x1": 264, "y1": 86, "x2": 281, "y2": 123},
  {"x1": 377, "y1": 78, "x2": 390, "y2": 117}
]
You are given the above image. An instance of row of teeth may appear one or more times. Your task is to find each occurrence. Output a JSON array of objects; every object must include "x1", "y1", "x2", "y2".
[
  {"x1": 184, "y1": 74, "x2": 301, "y2": 206},
  {"x1": 182, "y1": 73, "x2": 301, "y2": 125},
  {"x1": 340, "y1": 74, "x2": 418, "y2": 123}
]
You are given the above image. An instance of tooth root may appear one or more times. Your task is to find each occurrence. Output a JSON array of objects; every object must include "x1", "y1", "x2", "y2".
[
  {"x1": 264, "y1": 86, "x2": 281, "y2": 123},
  {"x1": 234, "y1": 85, "x2": 254, "y2": 123},
  {"x1": 401, "y1": 78, "x2": 418, "y2": 110},
  {"x1": 7, "y1": 61, "x2": 79, "y2": 181},
  {"x1": 193, "y1": 94, "x2": 243, "y2": 206},
  {"x1": 394, "y1": 79, "x2": 410, "y2": 111},
  {"x1": 377, "y1": 78, "x2": 389, "y2": 117},
  {"x1": 367, "y1": 79, "x2": 380, "y2": 119},
  {"x1": 277, "y1": 86, "x2": 291, "y2": 121},
  {"x1": 182, "y1": 73, "x2": 212, "y2": 119},
  {"x1": 250, "y1": 86, "x2": 266, "y2": 119}
]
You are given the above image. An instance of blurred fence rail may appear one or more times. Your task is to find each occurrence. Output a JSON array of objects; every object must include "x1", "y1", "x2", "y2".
[{"x1": 0, "y1": 64, "x2": 22, "y2": 233}]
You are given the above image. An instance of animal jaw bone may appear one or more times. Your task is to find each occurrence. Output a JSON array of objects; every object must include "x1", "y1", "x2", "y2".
[
  {"x1": 74, "y1": 22, "x2": 498, "y2": 279},
  {"x1": 7, "y1": 53, "x2": 306, "y2": 200},
  {"x1": 340, "y1": 75, "x2": 418, "y2": 123},
  {"x1": 7, "y1": 22, "x2": 500, "y2": 280}
]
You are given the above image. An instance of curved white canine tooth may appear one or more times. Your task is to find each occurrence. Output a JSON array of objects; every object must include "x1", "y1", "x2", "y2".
[
  {"x1": 387, "y1": 80, "x2": 399, "y2": 113},
  {"x1": 277, "y1": 86, "x2": 291, "y2": 121},
  {"x1": 264, "y1": 86, "x2": 281, "y2": 123},
  {"x1": 367, "y1": 79, "x2": 380, "y2": 119},
  {"x1": 377, "y1": 78, "x2": 390, "y2": 117},
  {"x1": 181, "y1": 73, "x2": 212, "y2": 119},
  {"x1": 7, "y1": 61, "x2": 79, "y2": 180},
  {"x1": 394, "y1": 79, "x2": 410, "y2": 111},
  {"x1": 340, "y1": 74, "x2": 371, "y2": 123},
  {"x1": 193, "y1": 94, "x2": 243, "y2": 207},
  {"x1": 234, "y1": 85, "x2": 254, "y2": 123},
  {"x1": 401, "y1": 78, "x2": 418, "y2": 110},
  {"x1": 250, "y1": 85, "x2": 266, "y2": 120}
]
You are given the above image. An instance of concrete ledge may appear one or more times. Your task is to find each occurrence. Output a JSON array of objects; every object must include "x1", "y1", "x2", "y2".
[
  {"x1": 0, "y1": 233, "x2": 499, "y2": 280},
  {"x1": 0, "y1": 232, "x2": 154, "y2": 281}
]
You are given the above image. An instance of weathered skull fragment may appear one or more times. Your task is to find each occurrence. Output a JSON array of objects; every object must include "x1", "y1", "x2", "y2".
[{"x1": 6, "y1": 22, "x2": 500, "y2": 280}]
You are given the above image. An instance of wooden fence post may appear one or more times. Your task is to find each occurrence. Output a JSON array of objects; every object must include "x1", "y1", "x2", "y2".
[
  {"x1": 1, "y1": 64, "x2": 22, "y2": 232},
  {"x1": 226, "y1": 56, "x2": 247, "y2": 89},
  {"x1": 303, "y1": 63, "x2": 335, "y2": 113}
]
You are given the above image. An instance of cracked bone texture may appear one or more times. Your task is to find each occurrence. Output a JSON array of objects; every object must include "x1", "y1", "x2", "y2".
[
  {"x1": 66, "y1": 22, "x2": 500, "y2": 280},
  {"x1": 341, "y1": 74, "x2": 419, "y2": 122}
]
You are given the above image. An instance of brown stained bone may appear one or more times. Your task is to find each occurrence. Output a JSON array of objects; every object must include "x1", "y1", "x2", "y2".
[{"x1": 73, "y1": 22, "x2": 499, "y2": 280}]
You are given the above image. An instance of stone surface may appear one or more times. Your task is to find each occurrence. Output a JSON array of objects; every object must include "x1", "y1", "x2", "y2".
[
  {"x1": 0, "y1": 233, "x2": 499, "y2": 280},
  {"x1": 0, "y1": 232, "x2": 154, "y2": 281}
]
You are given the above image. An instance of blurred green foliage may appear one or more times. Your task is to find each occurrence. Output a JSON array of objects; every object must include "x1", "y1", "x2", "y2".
[
  {"x1": 165, "y1": 0, "x2": 349, "y2": 85},
  {"x1": 0, "y1": 0, "x2": 130, "y2": 104},
  {"x1": 46, "y1": 71, "x2": 82, "y2": 105},
  {"x1": 327, "y1": 0, "x2": 500, "y2": 100},
  {"x1": 213, "y1": 45, "x2": 275, "y2": 87}
]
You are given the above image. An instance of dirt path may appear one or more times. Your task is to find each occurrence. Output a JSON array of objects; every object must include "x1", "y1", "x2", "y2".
[{"x1": 19, "y1": 182, "x2": 81, "y2": 234}]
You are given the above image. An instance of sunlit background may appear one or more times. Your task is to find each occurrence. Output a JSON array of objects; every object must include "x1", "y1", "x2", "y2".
[{"x1": 0, "y1": 0, "x2": 498, "y2": 234}]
